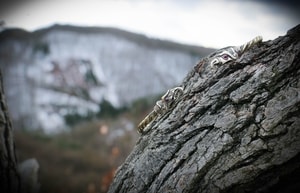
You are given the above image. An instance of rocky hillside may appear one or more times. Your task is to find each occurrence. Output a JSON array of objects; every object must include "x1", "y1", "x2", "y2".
[{"x1": 0, "y1": 24, "x2": 215, "y2": 132}]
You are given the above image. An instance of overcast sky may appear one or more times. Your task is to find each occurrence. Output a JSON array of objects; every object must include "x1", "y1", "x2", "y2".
[{"x1": 1, "y1": 0, "x2": 299, "y2": 48}]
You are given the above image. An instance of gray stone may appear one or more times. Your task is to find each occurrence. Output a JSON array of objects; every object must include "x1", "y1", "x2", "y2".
[{"x1": 108, "y1": 25, "x2": 300, "y2": 193}]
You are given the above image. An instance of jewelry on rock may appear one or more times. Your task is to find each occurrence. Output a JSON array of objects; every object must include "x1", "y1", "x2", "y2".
[
  {"x1": 137, "y1": 87, "x2": 184, "y2": 133},
  {"x1": 209, "y1": 36, "x2": 262, "y2": 67},
  {"x1": 137, "y1": 36, "x2": 263, "y2": 133}
]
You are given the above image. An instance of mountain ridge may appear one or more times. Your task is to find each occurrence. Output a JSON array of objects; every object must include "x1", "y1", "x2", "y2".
[
  {"x1": 1, "y1": 24, "x2": 215, "y2": 55},
  {"x1": 0, "y1": 24, "x2": 215, "y2": 132}
]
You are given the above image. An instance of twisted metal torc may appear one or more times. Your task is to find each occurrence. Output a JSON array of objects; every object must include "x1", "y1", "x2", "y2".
[
  {"x1": 210, "y1": 36, "x2": 263, "y2": 67},
  {"x1": 137, "y1": 36, "x2": 263, "y2": 133},
  {"x1": 238, "y1": 36, "x2": 263, "y2": 55},
  {"x1": 137, "y1": 87, "x2": 184, "y2": 133},
  {"x1": 137, "y1": 110, "x2": 159, "y2": 133}
]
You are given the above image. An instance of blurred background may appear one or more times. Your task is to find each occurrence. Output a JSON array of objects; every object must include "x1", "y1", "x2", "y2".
[{"x1": 0, "y1": 0, "x2": 299, "y2": 193}]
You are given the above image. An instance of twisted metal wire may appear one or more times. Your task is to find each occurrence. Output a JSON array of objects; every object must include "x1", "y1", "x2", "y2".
[
  {"x1": 137, "y1": 87, "x2": 183, "y2": 133},
  {"x1": 137, "y1": 110, "x2": 159, "y2": 133},
  {"x1": 238, "y1": 36, "x2": 263, "y2": 54},
  {"x1": 137, "y1": 36, "x2": 263, "y2": 133}
]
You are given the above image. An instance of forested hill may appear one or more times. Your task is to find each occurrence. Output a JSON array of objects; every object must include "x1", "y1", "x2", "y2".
[{"x1": 0, "y1": 24, "x2": 215, "y2": 131}]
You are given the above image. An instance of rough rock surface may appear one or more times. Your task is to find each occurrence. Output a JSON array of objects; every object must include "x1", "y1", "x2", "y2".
[{"x1": 108, "y1": 25, "x2": 300, "y2": 193}]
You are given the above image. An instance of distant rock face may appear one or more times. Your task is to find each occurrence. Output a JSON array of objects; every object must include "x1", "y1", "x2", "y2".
[{"x1": 0, "y1": 25, "x2": 214, "y2": 132}]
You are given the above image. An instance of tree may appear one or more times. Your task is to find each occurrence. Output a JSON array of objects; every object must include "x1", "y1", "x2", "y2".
[
  {"x1": 0, "y1": 71, "x2": 21, "y2": 193},
  {"x1": 108, "y1": 25, "x2": 300, "y2": 193}
]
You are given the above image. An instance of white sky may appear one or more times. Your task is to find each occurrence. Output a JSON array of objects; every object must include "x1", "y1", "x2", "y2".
[{"x1": 1, "y1": 0, "x2": 299, "y2": 48}]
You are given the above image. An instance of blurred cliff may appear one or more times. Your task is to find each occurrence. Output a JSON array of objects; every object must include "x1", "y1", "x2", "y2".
[
  {"x1": 0, "y1": 25, "x2": 215, "y2": 193},
  {"x1": 0, "y1": 24, "x2": 214, "y2": 132}
]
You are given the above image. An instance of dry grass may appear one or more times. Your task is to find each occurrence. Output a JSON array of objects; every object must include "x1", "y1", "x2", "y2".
[{"x1": 15, "y1": 116, "x2": 140, "y2": 193}]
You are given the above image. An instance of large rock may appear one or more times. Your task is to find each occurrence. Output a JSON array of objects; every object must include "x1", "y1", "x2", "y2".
[{"x1": 108, "y1": 25, "x2": 300, "y2": 193}]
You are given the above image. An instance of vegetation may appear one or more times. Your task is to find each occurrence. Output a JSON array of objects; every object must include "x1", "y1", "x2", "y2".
[
  {"x1": 15, "y1": 95, "x2": 160, "y2": 193},
  {"x1": 15, "y1": 117, "x2": 139, "y2": 193},
  {"x1": 97, "y1": 99, "x2": 128, "y2": 118},
  {"x1": 63, "y1": 95, "x2": 159, "y2": 127},
  {"x1": 129, "y1": 94, "x2": 160, "y2": 115},
  {"x1": 64, "y1": 110, "x2": 95, "y2": 126},
  {"x1": 84, "y1": 69, "x2": 98, "y2": 85},
  {"x1": 33, "y1": 41, "x2": 50, "y2": 55}
]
